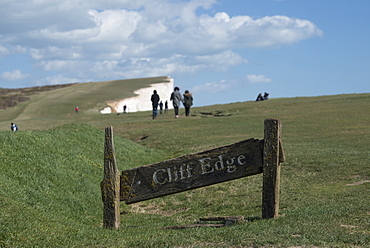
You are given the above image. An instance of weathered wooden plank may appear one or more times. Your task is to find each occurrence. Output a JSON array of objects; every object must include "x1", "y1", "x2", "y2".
[
  {"x1": 279, "y1": 139, "x2": 285, "y2": 163},
  {"x1": 262, "y1": 118, "x2": 282, "y2": 219},
  {"x1": 121, "y1": 138, "x2": 264, "y2": 204},
  {"x1": 199, "y1": 216, "x2": 245, "y2": 223},
  {"x1": 161, "y1": 224, "x2": 225, "y2": 229},
  {"x1": 162, "y1": 216, "x2": 245, "y2": 229},
  {"x1": 101, "y1": 126, "x2": 120, "y2": 229}
]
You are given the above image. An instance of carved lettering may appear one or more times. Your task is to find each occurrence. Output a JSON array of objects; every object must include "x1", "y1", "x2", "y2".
[
  {"x1": 200, "y1": 157, "x2": 214, "y2": 174},
  {"x1": 153, "y1": 169, "x2": 168, "y2": 185},
  {"x1": 153, "y1": 152, "x2": 256, "y2": 185},
  {"x1": 179, "y1": 164, "x2": 193, "y2": 179},
  {"x1": 237, "y1": 154, "x2": 246, "y2": 165},
  {"x1": 214, "y1": 155, "x2": 224, "y2": 170},
  {"x1": 154, "y1": 165, "x2": 193, "y2": 185},
  {"x1": 169, "y1": 167, "x2": 179, "y2": 182},
  {"x1": 226, "y1": 157, "x2": 236, "y2": 173}
]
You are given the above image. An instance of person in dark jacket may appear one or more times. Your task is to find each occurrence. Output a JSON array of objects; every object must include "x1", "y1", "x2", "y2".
[
  {"x1": 183, "y1": 90, "x2": 193, "y2": 117},
  {"x1": 151, "y1": 90, "x2": 160, "y2": 119},
  {"x1": 165, "y1": 100, "x2": 168, "y2": 114},
  {"x1": 11, "y1": 123, "x2": 18, "y2": 131},
  {"x1": 159, "y1": 101, "x2": 163, "y2": 114},
  {"x1": 256, "y1": 93, "x2": 263, "y2": 101},
  {"x1": 170, "y1": 87, "x2": 183, "y2": 118}
]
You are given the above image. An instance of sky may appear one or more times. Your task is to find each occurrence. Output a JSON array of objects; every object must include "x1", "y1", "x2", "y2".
[{"x1": 1, "y1": 0, "x2": 369, "y2": 107}]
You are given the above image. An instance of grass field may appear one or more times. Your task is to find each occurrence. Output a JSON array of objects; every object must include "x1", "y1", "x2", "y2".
[{"x1": 0, "y1": 80, "x2": 369, "y2": 247}]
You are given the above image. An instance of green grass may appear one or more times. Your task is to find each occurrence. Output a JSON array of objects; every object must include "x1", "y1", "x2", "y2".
[
  {"x1": 0, "y1": 76, "x2": 170, "y2": 130},
  {"x1": 0, "y1": 85, "x2": 370, "y2": 247}
]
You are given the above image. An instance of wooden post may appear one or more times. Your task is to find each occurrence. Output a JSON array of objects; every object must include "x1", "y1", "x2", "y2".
[
  {"x1": 101, "y1": 126, "x2": 120, "y2": 229},
  {"x1": 262, "y1": 118, "x2": 282, "y2": 219}
]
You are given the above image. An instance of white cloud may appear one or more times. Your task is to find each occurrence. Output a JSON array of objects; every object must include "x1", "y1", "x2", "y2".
[
  {"x1": 30, "y1": 46, "x2": 82, "y2": 60},
  {"x1": 192, "y1": 79, "x2": 233, "y2": 94},
  {"x1": 0, "y1": 46, "x2": 9, "y2": 57},
  {"x1": 87, "y1": 9, "x2": 142, "y2": 42},
  {"x1": 198, "y1": 13, "x2": 322, "y2": 48},
  {"x1": 0, "y1": 0, "x2": 322, "y2": 87},
  {"x1": 195, "y1": 51, "x2": 247, "y2": 69},
  {"x1": 0, "y1": 45, "x2": 27, "y2": 58},
  {"x1": 192, "y1": 74, "x2": 272, "y2": 94},
  {"x1": 246, "y1": 74, "x2": 272, "y2": 84},
  {"x1": 1, "y1": 70, "x2": 29, "y2": 81},
  {"x1": 41, "y1": 74, "x2": 81, "y2": 85},
  {"x1": 36, "y1": 60, "x2": 86, "y2": 72},
  {"x1": 12, "y1": 45, "x2": 27, "y2": 54}
]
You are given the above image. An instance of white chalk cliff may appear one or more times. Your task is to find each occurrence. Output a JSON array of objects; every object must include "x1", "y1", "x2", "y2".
[{"x1": 100, "y1": 77, "x2": 174, "y2": 114}]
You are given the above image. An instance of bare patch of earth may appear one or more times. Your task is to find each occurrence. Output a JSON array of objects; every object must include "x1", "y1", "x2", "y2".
[
  {"x1": 130, "y1": 202, "x2": 190, "y2": 216},
  {"x1": 0, "y1": 83, "x2": 75, "y2": 109},
  {"x1": 346, "y1": 180, "x2": 370, "y2": 186}
]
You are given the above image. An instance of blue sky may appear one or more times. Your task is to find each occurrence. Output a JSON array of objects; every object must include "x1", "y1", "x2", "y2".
[{"x1": 1, "y1": 0, "x2": 369, "y2": 106}]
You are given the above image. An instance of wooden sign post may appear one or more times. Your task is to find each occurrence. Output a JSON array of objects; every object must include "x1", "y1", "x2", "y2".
[
  {"x1": 101, "y1": 119, "x2": 284, "y2": 229},
  {"x1": 101, "y1": 126, "x2": 120, "y2": 229},
  {"x1": 262, "y1": 118, "x2": 285, "y2": 219}
]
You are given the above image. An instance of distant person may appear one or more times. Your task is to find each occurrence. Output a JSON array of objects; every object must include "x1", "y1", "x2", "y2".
[
  {"x1": 11, "y1": 123, "x2": 18, "y2": 131},
  {"x1": 170, "y1": 87, "x2": 183, "y2": 118},
  {"x1": 159, "y1": 101, "x2": 163, "y2": 114},
  {"x1": 183, "y1": 90, "x2": 193, "y2": 117},
  {"x1": 123, "y1": 105, "x2": 127, "y2": 113},
  {"x1": 256, "y1": 93, "x2": 263, "y2": 101},
  {"x1": 151, "y1": 90, "x2": 160, "y2": 119},
  {"x1": 164, "y1": 100, "x2": 168, "y2": 114},
  {"x1": 263, "y1": 92, "x2": 269, "y2": 100},
  {"x1": 75, "y1": 106, "x2": 79, "y2": 113}
]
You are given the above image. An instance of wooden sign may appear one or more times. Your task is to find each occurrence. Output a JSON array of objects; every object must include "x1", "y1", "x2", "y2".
[
  {"x1": 101, "y1": 126, "x2": 120, "y2": 229},
  {"x1": 101, "y1": 118, "x2": 284, "y2": 229},
  {"x1": 120, "y1": 138, "x2": 264, "y2": 204}
]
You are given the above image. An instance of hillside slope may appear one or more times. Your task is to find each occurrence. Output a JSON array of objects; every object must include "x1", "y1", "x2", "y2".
[
  {"x1": 0, "y1": 76, "x2": 171, "y2": 131},
  {"x1": 0, "y1": 93, "x2": 369, "y2": 247},
  {"x1": 0, "y1": 123, "x2": 167, "y2": 247},
  {"x1": 0, "y1": 84, "x2": 75, "y2": 110}
]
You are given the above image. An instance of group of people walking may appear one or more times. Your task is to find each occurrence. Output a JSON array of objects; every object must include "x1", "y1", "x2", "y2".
[
  {"x1": 256, "y1": 92, "x2": 269, "y2": 101},
  {"x1": 151, "y1": 86, "x2": 193, "y2": 119}
]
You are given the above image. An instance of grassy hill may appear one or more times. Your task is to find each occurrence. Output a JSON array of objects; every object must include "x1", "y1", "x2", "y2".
[
  {"x1": 0, "y1": 82, "x2": 369, "y2": 247},
  {"x1": 0, "y1": 76, "x2": 170, "y2": 131}
]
